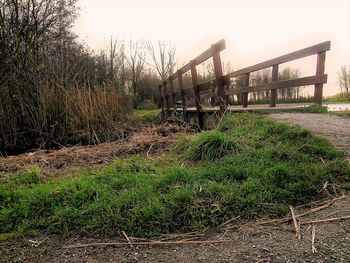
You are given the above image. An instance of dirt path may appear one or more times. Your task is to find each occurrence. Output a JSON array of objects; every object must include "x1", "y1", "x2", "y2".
[{"x1": 268, "y1": 113, "x2": 350, "y2": 163}]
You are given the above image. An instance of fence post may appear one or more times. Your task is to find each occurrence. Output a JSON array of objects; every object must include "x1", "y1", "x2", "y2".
[
  {"x1": 210, "y1": 81, "x2": 216, "y2": 107},
  {"x1": 270, "y1": 65, "x2": 279, "y2": 107},
  {"x1": 190, "y1": 61, "x2": 201, "y2": 111},
  {"x1": 178, "y1": 71, "x2": 187, "y2": 121},
  {"x1": 225, "y1": 77, "x2": 231, "y2": 106},
  {"x1": 163, "y1": 81, "x2": 170, "y2": 111},
  {"x1": 158, "y1": 84, "x2": 164, "y2": 115},
  {"x1": 212, "y1": 44, "x2": 226, "y2": 111},
  {"x1": 190, "y1": 60, "x2": 203, "y2": 127},
  {"x1": 169, "y1": 77, "x2": 176, "y2": 108},
  {"x1": 314, "y1": 52, "x2": 326, "y2": 105},
  {"x1": 243, "y1": 73, "x2": 249, "y2": 108}
]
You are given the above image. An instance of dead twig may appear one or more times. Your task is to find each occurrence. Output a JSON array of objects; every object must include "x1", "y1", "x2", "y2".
[
  {"x1": 320, "y1": 156, "x2": 325, "y2": 164},
  {"x1": 290, "y1": 206, "x2": 301, "y2": 239},
  {"x1": 179, "y1": 236, "x2": 202, "y2": 242},
  {"x1": 217, "y1": 215, "x2": 240, "y2": 228},
  {"x1": 324, "y1": 211, "x2": 339, "y2": 218},
  {"x1": 122, "y1": 230, "x2": 133, "y2": 249},
  {"x1": 300, "y1": 215, "x2": 350, "y2": 225},
  {"x1": 311, "y1": 226, "x2": 317, "y2": 253},
  {"x1": 256, "y1": 257, "x2": 271, "y2": 263},
  {"x1": 159, "y1": 230, "x2": 203, "y2": 240},
  {"x1": 62, "y1": 239, "x2": 234, "y2": 249},
  {"x1": 146, "y1": 143, "x2": 155, "y2": 160},
  {"x1": 28, "y1": 236, "x2": 50, "y2": 247},
  {"x1": 252, "y1": 195, "x2": 348, "y2": 227}
]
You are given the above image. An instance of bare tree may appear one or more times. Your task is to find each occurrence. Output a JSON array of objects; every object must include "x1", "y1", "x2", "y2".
[
  {"x1": 146, "y1": 40, "x2": 176, "y2": 82},
  {"x1": 337, "y1": 65, "x2": 350, "y2": 98},
  {"x1": 125, "y1": 39, "x2": 146, "y2": 100}
]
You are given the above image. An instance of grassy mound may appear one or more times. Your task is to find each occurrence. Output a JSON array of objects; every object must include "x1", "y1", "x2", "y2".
[{"x1": 1, "y1": 113, "x2": 349, "y2": 239}]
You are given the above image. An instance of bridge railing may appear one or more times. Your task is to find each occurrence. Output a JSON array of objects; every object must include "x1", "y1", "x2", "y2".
[{"x1": 158, "y1": 39, "x2": 330, "y2": 115}]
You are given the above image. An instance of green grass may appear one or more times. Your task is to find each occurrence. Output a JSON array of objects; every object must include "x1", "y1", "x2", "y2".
[
  {"x1": 323, "y1": 98, "x2": 350, "y2": 103},
  {"x1": 132, "y1": 109, "x2": 162, "y2": 122},
  {"x1": 299, "y1": 103, "x2": 328, "y2": 113},
  {"x1": 1, "y1": 112, "x2": 349, "y2": 240}
]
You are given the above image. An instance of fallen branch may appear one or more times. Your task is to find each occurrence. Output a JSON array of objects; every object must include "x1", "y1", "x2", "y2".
[
  {"x1": 62, "y1": 239, "x2": 234, "y2": 249},
  {"x1": 300, "y1": 215, "x2": 350, "y2": 225},
  {"x1": 252, "y1": 195, "x2": 348, "y2": 227}
]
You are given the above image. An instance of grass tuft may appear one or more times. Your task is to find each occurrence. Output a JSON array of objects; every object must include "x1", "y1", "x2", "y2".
[{"x1": 187, "y1": 131, "x2": 241, "y2": 161}]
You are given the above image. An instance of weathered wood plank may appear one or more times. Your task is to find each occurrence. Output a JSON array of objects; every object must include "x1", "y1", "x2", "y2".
[
  {"x1": 213, "y1": 49, "x2": 226, "y2": 110},
  {"x1": 225, "y1": 74, "x2": 327, "y2": 96},
  {"x1": 243, "y1": 73, "x2": 250, "y2": 108},
  {"x1": 270, "y1": 65, "x2": 279, "y2": 107},
  {"x1": 226, "y1": 41, "x2": 330, "y2": 79},
  {"x1": 171, "y1": 39, "x2": 226, "y2": 79},
  {"x1": 178, "y1": 74, "x2": 187, "y2": 120},
  {"x1": 190, "y1": 62, "x2": 201, "y2": 111},
  {"x1": 314, "y1": 52, "x2": 326, "y2": 105}
]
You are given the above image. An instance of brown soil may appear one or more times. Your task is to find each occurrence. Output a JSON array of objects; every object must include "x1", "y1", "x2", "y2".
[{"x1": 1, "y1": 113, "x2": 350, "y2": 263}]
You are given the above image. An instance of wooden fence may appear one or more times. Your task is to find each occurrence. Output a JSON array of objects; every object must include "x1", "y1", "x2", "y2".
[{"x1": 158, "y1": 39, "x2": 330, "y2": 117}]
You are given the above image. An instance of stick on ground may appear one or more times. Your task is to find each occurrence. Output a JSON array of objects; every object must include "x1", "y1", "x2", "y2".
[
  {"x1": 290, "y1": 206, "x2": 301, "y2": 239},
  {"x1": 312, "y1": 226, "x2": 317, "y2": 253},
  {"x1": 300, "y1": 215, "x2": 350, "y2": 225},
  {"x1": 252, "y1": 195, "x2": 348, "y2": 227},
  {"x1": 62, "y1": 239, "x2": 234, "y2": 249},
  {"x1": 122, "y1": 230, "x2": 133, "y2": 249}
]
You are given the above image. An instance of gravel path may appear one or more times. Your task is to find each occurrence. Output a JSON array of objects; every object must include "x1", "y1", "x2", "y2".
[{"x1": 267, "y1": 113, "x2": 350, "y2": 163}]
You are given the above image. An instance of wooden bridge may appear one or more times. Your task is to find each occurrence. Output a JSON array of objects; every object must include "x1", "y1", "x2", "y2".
[{"x1": 158, "y1": 39, "x2": 330, "y2": 126}]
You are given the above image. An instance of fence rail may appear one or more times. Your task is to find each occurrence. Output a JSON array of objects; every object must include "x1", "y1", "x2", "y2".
[{"x1": 158, "y1": 39, "x2": 330, "y2": 116}]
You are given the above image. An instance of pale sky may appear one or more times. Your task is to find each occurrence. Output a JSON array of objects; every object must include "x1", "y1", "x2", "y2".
[{"x1": 74, "y1": 0, "x2": 350, "y2": 96}]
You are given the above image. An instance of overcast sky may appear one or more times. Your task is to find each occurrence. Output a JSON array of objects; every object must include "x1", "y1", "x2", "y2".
[{"x1": 73, "y1": 0, "x2": 350, "y2": 96}]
